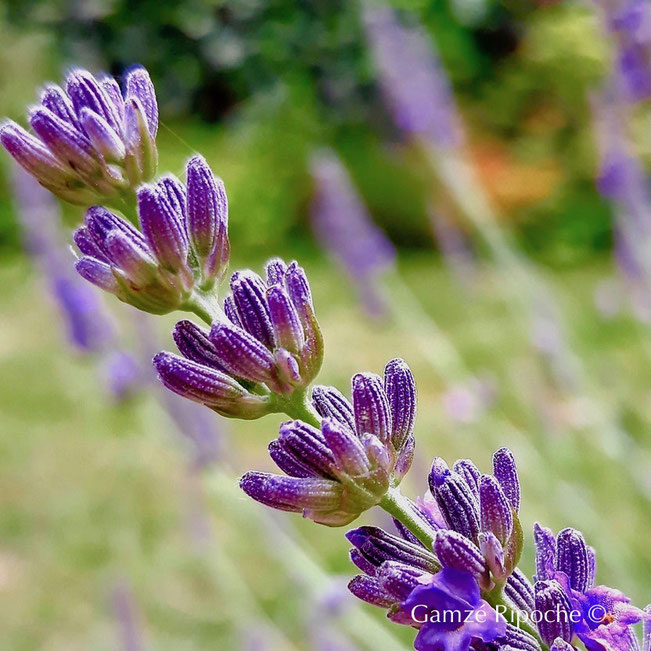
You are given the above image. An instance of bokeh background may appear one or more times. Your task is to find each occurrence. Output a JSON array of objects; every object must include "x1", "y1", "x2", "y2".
[{"x1": 0, "y1": 0, "x2": 649, "y2": 649}]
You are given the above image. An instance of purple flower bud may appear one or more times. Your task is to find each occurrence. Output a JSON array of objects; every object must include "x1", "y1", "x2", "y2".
[
  {"x1": 265, "y1": 257, "x2": 288, "y2": 286},
  {"x1": 40, "y1": 85, "x2": 81, "y2": 129},
  {"x1": 428, "y1": 457, "x2": 480, "y2": 541},
  {"x1": 505, "y1": 568, "x2": 535, "y2": 614},
  {"x1": 75, "y1": 257, "x2": 120, "y2": 294},
  {"x1": 346, "y1": 526, "x2": 440, "y2": 573},
  {"x1": 105, "y1": 230, "x2": 157, "y2": 284},
  {"x1": 79, "y1": 108, "x2": 125, "y2": 162},
  {"x1": 311, "y1": 385, "x2": 356, "y2": 434},
  {"x1": 29, "y1": 107, "x2": 98, "y2": 177},
  {"x1": 209, "y1": 322, "x2": 276, "y2": 384},
  {"x1": 186, "y1": 154, "x2": 228, "y2": 266},
  {"x1": 124, "y1": 66, "x2": 158, "y2": 137},
  {"x1": 229, "y1": 271, "x2": 275, "y2": 349},
  {"x1": 534, "y1": 522, "x2": 556, "y2": 582},
  {"x1": 350, "y1": 548, "x2": 377, "y2": 576},
  {"x1": 433, "y1": 529, "x2": 487, "y2": 581},
  {"x1": 492, "y1": 447, "x2": 520, "y2": 512},
  {"x1": 452, "y1": 459, "x2": 481, "y2": 500},
  {"x1": 157, "y1": 175, "x2": 186, "y2": 220},
  {"x1": 479, "y1": 474, "x2": 513, "y2": 545},
  {"x1": 98, "y1": 76, "x2": 124, "y2": 125},
  {"x1": 321, "y1": 417, "x2": 370, "y2": 476},
  {"x1": 347, "y1": 575, "x2": 394, "y2": 608},
  {"x1": 123, "y1": 96, "x2": 157, "y2": 183},
  {"x1": 499, "y1": 624, "x2": 542, "y2": 651},
  {"x1": 239, "y1": 472, "x2": 342, "y2": 513},
  {"x1": 172, "y1": 320, "x2": 226, "y2": 370},
  {"x1": 393, "y1": 433, "x2": 414, "y2": 482},
  {"x1": 534, "y1": 580, "x2": 574, "y2": 646},
  {"x1": 550, "y1": 639, "x2": 575, "y2": 651},
  {"x1": 352, "y1": 372, "x2": 391, "y2": 442},
  {"x1": 267, "y1": 285, "x2": 304, "y2": 353},
  {"x1": 66, "y1": 68, "x2": 121, "y2": 132},
  {"x1": 275, "y1": 420, "x2": 336, "y2": 479},
  {"x1": 478, "y1": 531, "x2": 506, "y2": 582},
  {"x1": 153, "y1": 352, "x2": 254, "y2": 411},
  {"x1": 556, "y1": 528, "x2": 591, "y2": 593},
  {"x1": 137, "y1": 183, "x2": 188, "y2": 273},
  {"x1": 0, "y1": 121, "x2": 76, "y2": 193},
  {"x1": 376, "y1": 561, "x2": 429, "y2": 602},
  {"x1": 223, "y1": 294, "x2": 243, "y2": 328},
  {"x1": 383, "y1": 357, "x2": 416, "y2": 450}
]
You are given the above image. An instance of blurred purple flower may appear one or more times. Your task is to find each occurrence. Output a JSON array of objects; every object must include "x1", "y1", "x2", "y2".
[
  {"x1": 102, "y1": 350, "x2": 144, "y2": 402},
  {"x1": 310, "y1": 150, "x2": 395, "y2": 318},
  {"x1": 362, "y1": 4, "x2": 464, "y2": 150},
  {"x1": 11, "y1": 166, "x2": 114, "y2": 352}
]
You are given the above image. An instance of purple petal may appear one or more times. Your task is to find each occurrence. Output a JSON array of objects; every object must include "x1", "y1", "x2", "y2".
[
  {"x1": 209, "y1": 321, "x2": 276, "y2": 384},
  {"x1": 172, "y1": 320, "x2": 227, "y2": 371},
  {"x1": 556, "y1": 528, "x2": 591, "y2": 593},
  {"x1": 0, "y1": 121, "x2": 73, "y2": 188},
  {"x1": 347, "y1": 575, "x2": 395, "y2": 608},
  {"x1": 492, "y1": 447, "x2": 520, "y2": 512},
  {"x1": 311, "y1": 385, "x2": 356, "y2": 433},
  {"x1": 321, "y1": 417, "x2": 370, "y2": 476},
  {"x1": 534, "y1": 580, "x2": 575, "y2": 646},
  {"x1": 75, "y1": 257, "x2": 119, "y2": 293},
  {"x1": 65, "y1": 68, "x2": 121, "y2": 132},
  {"x1": 29, "y1": 107, "x2": 97, "y2": 175},
  {"x1": 186, "y1": 154, "x2": 227, "y2": 257},
  {"x1": 479, "y1": 474, "x2": 513, "y2": 545},
  {"x1": 229, "y1": 270, "x2": 275, "y2": 348},
  {"x1": 383, "y1": 357, "x2": 416, "y2": 450},
  {"x1": 239, "y1": 472, "x2": 341, "y2": 511},
  {"x1": 434, "y1": 529, "x2": 487, "y2": 581},
  {"x1": 267, "y1": 284, "x2": 304, "y2": 353},
  {"x1": 428, "y1": 458, "x2": 480, "y2": 541},
  {"x1": 137, "y1": 183, "x2": 188, "y2": 272},
  {"x1": 153, "y1": 351, "x2": 246, "y2": 407},
  {"x1": 79, "y1": 108, "x2": 125, "y2": 161},
  {"x1": 352, "y1": 372, "x2": 391, "y2": 442},
  {"x1": 124, "y1": 66, "x2": 158, "y2": 137}
]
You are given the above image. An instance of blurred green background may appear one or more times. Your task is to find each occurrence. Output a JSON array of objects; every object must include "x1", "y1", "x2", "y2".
[{"x1": 0, "y1": 1, "x2": 649, "y2": 649}]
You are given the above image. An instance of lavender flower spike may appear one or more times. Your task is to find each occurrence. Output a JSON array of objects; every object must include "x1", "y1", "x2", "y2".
[
  {"x1": 74, "y1": 157, "x2": 230, "y2": 315},
  {"x1": 241, "y1": 359, "x2": 418, "y2": 524},
  {"x1": 1, "y1": 66, "x2": 158, "y2": 206},
  {"x1": 165, "y1": 259, "x2": 323, "y2": 400}
]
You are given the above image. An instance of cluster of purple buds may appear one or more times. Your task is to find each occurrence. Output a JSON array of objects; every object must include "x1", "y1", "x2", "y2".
[
  {"x1": 240, "y1": 358, "x2": 417, "y2": 525},
  {"x1": 1, "y1": 66, "x2": 158, "y2": 206},
  {"x1": 153, "y1": 258, "x2": 323, "y2": 418},
  {"x1": 346, "y1": 449, "x2": 535, "y2": 634},
  {"x1": 74, "y1": 155, "x2": 229, "y2": 314},
  {"x1": 533, "y1": 523, "x2": 647, "y2": 650},
  {"x1": 428, "y1": 448, "x2": 524, "y2": 590}
]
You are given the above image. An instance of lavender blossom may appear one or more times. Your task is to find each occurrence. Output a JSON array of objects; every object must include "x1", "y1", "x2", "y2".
[
  {"x1": 240, "y1": 359, "x2": 417, "y2": 525},
  {"x1": 362, "y1": 4, "x2": 464, "y2": 150},
  {"x1": 533, "y1": 523, "x2": 647, "y2": 650},
  {"x1": 154, "y1": 258, "x2": 322, "y2": 417},
  {"x1": 1, "y1": 66, "x2": 158, "y2": 206},
  {"x1": 74, "y1": 155, "x2": 229, "y2": 314},
  {"x1": 310, "y1": 150, "x2": 395, "y2": 318}
]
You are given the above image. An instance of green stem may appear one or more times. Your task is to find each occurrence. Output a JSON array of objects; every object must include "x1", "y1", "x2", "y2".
[
  {"x1": 379, "y1": 486, "x2": 437, "y2": 549},
  {"x1": 280, "y1": 389, "x2": 322, "y2": 427},
  {"x1": 185, "y1": 289, "x2": 226, "y2": 325}
]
